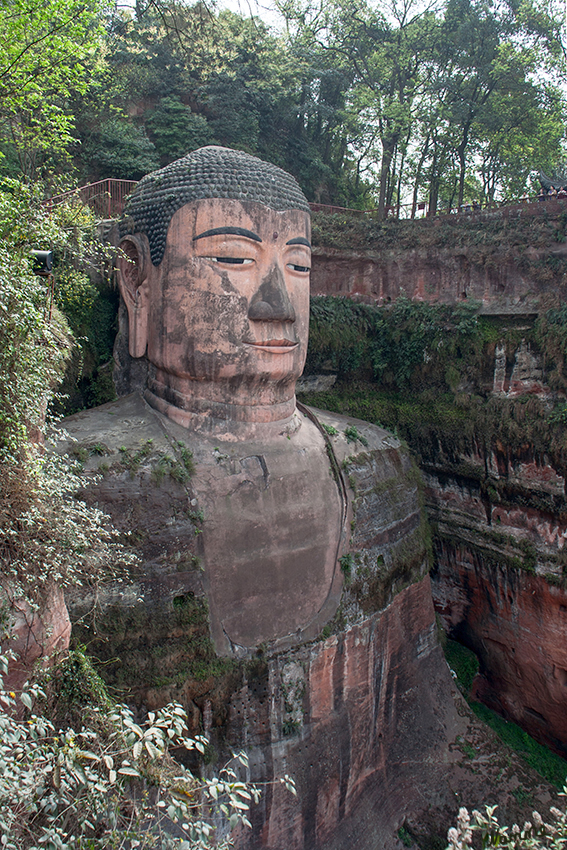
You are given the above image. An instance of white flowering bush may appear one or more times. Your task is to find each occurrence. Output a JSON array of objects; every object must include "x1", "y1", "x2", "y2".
[
  {"x1": 0, "y1": 652, "x2": 296, "y2": 849},
  {"x1": 447, "y1": 802, "x2": 567, "y2": 849}
]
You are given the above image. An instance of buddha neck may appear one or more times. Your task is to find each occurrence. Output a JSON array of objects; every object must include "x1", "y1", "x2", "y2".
[{"x1": 145, "y1": 368, "x2": 301, "y2": 441}]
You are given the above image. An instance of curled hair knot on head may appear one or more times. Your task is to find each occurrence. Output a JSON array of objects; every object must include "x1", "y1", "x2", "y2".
[{"x1": 119, "y1": 146, "x2": 310, "y2": 266}]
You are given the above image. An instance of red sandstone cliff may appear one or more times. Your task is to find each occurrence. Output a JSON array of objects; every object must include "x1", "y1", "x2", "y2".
[
  {"x1": 310, "y1": 202, "x2": 567, "y2": 312},
  {"x1": 419, "y1": 336, "x2": 567, "y2": 757}
]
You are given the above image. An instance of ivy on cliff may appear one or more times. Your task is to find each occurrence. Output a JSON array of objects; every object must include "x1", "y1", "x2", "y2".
[
  {"x1": 307, "y1": 294, "x2": 483, "y2": 388},
  {"x1": 0, "y1": 180, "x2": 71, "y2": 461},
  {"x1": 302, "y1": 295, "x2": 567, "y2": 482}
]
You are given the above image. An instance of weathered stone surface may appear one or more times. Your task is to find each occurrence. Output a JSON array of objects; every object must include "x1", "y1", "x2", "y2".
[
  {"x1": 433, "y1": 540, "x2": 567, "y2": 757},
  {"x1": 310, "y1": 242, "x2": 567, "y2": 312},
  {"x1": 57, "y1": 394, "x2": 427, "y2": 659},
  {"x1": 295, "y1": 373, "x2": 337, "y2": 393},
  {"x1": 1, "y1": 583, "x2": 71, "y2": 693},
  {"x1": 57, "y1": 393, "x2": 348, "y2": 657},
  {"x1": 229, "y1": 577, "x2": 460, "y2": 850},
  {"x1": 425, "y1": 430, "x2": 567, "y2": 755}
]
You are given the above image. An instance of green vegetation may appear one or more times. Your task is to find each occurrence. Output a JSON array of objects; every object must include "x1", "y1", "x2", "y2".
[
  {"x1": 37, "y1": 646, "x2": 112, "y2": 725},
  {"x1": 344, "y1": 425, "x2": 369, "y2": 446},
  {"x1": 470, "y1": 703, "x2": 567, "y2": 790},
  {"x1": 322, "y1": 423, "x2": 339, "y2": 437},
  {"x1": 444, "y1": 639, "x2": 567, "y2": 789},
  {"x1": 300, "y1": 296, "x2": 567, "y2": 485},
  {"x1": 71, "y1": 593, "x2": 236, "y2": 693},
  {"x1": 1, "y1": 0, "x2": 565, "y2": 208},
  {"x1": 0, "y1": 0, "x2": 108, "y2": 182},
  {"x1": 398, "y1": 825, "x2": 414, "y2": 847},
  {"x1": 0, "y1": 651, "x2": 296, "y2": 850},
  {"x1": 445, "y1": 639, "x2": 479, "y2": 696},
  {"x1": 0, "y1": 181, "x2": 72, "y2": 462},
  {"x1": 339, "y1": 553, "x2": 354, "y2": 578},
  {"x1": 312, "y1": 208, "x2": 567, "y2": 263}
]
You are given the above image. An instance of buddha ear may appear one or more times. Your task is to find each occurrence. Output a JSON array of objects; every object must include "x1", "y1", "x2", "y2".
[{"x1": 117, "y1": 235, "x2": 151, "y2": 359}]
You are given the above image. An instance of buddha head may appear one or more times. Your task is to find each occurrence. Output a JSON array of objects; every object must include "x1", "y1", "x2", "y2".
[{"x1": 117, "y1": 146, "x2": 311, "y2": 433}]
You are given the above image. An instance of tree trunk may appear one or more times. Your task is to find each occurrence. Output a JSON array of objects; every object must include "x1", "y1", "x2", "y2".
[
  {"x1": 411, "y1": 135, "x2": 430, "y2": 218},
  {"x1": 428, "y1": 176, "x2": 439, "y2": 216},
  {"x1": 456, "y1": 123, "x2": 471, "y2": 209},
  {"x1": 377, "y1": 138, "x2": 396, "y2": 220}
]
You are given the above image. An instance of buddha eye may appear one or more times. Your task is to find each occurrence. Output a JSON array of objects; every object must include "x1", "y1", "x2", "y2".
[
  {"x1": 287, "y1": 263, "x2": 310, "y2": 273},
  {"x1": 210, "y1": 257, "x2": 254, "y2": 265}
]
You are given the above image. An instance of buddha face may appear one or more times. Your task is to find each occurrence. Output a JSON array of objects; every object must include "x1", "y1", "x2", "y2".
[{"x1": 119, "y1": 198, "x2": 311, "y2": 406}]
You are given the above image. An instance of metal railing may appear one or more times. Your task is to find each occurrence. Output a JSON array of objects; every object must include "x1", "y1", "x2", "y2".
[
  {"x1": 309, "y1": 202, "x2": 372, "y2": 216},
  {"x1": 45, "y1": 180, "x2": 567, "y2": 222},
  {"x1": 46, "y1": 179, "x2": 138, "y2": 219}
]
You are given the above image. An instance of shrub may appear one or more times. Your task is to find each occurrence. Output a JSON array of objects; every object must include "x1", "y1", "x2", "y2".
[
  {"x1": 0, "y1": 652, "x2": 296, "y2": 849},
  {"x1": 446, "y1": 801, "x2": 567, "y2": 849}
]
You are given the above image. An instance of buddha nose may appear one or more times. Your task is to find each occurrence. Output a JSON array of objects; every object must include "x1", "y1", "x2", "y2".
[{"x1": 248, "y1": 263, "x2": 296, "y2": 322}]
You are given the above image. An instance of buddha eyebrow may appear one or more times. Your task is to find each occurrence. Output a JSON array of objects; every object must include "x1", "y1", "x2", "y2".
[
  {"x1": 286, "y1": 237, "x2": 311, "y2": 248},
  {"x1": 193, "y1": 227, "x2": 262, "y2": 242}
]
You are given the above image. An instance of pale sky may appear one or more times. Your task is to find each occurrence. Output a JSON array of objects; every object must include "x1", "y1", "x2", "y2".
[{"x1": 215, "y1": 0, "x2": 285, "y2": 29}]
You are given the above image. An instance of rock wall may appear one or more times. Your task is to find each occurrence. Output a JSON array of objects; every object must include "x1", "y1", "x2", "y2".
[
  {"x1": 421, "y1": 334, "x2": 567, "y2": 756},
  {"x1": 310, "y1": 204, "x2": 567, "y2": 312},
  {"x1": 1, "y1": 583, "x2": 71, "y2": 694},
  {"x1": 310, "y1": 243, "x2": 567, "y2": 310},
  {"x1": 306, "y1": 223, "x2": 567, "y2": 759},
  {"x1": 433, "y1": 540, "x2": 567, "y2": 756},
  {"x1": 231, "y1": 577, "x2": 459, "y2": 850}
]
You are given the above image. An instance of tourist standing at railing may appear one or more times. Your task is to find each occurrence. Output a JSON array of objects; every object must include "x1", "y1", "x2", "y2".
[{"x1": 538, "y1": 186, "x2": 547, "y2": 202}]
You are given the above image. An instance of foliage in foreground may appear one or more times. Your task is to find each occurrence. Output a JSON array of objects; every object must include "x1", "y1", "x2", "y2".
[
  {"x1": 0, "y1": 651, "x2": 295, "y2": 849},
  {"x1": 0, "y1": 177, "x2": 124, "y2": 609},
  {"x1": 0, "y1": 451, "x2": 137, "y2": 608},
  {"x1": 446, "y1": 803, "x2": 567, "y2": 849},
  {"x1": 0, "y1": 178, "x2": 110, "y2": 461}
]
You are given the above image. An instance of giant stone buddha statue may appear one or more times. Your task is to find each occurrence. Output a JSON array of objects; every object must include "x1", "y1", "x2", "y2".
[
  {"x1": 60, "y1": 147, "x2": 352, "y2": 656},
  {"x1": 55, "y1": 150, "x2": 445, "y2": 850}
]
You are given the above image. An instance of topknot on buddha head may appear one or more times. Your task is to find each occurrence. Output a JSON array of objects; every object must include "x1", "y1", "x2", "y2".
[{"x1": 119, "y1": 145, "x2": 310, "y2": 266}]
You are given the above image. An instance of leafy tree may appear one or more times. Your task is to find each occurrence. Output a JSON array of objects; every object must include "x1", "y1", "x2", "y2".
[
  {"x1": 421, "y1": 0, "x2": 565, "y2": 210},
  {"x1": 146, "y1": 95, "x2": 213, "y2": 164},
  {"x1": 81, "y1": 117, "x2": 159, "y2": 180},
  {"x1": 0, "y1": 0, "x2": 107, "y2": 181}
]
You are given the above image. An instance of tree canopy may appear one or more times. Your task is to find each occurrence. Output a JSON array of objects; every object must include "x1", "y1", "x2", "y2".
[{"x1": 0, "y1": 0, "x2": 566, "y2": 208}]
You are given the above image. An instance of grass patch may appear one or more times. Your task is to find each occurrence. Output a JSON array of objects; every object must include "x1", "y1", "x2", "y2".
[
  {"x1": 470, "y1": 701, "x2": 567, "y2": 789},
  {"x1": 443, "y1": 638, "x2": 567, "y2": 788},
  {"x1": 444, "y1": 638, "x2": 479, "y2": 696}
]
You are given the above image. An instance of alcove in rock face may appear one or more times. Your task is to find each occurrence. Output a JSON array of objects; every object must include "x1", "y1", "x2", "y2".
[{"x1": 54, "y1": 390, "x2": 465, "y2": 849}]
